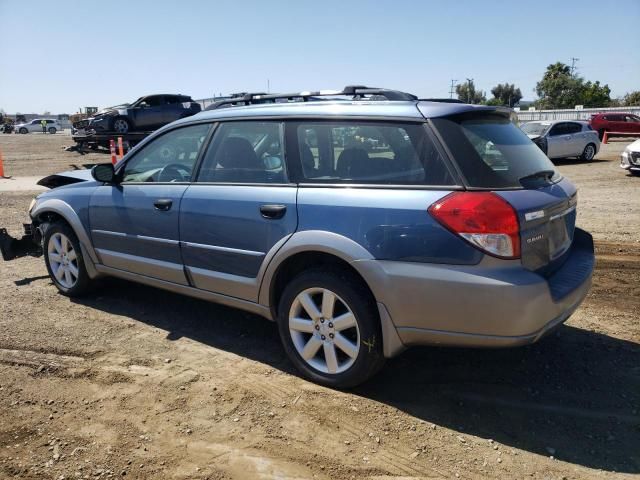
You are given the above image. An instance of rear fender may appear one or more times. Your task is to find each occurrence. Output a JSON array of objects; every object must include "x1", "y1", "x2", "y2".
[{"x1": 257, "y1": 230, "x2": 375, "y2": 308}]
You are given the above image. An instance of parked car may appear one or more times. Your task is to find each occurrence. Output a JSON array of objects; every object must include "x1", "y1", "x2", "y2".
[
  {"x1": 0, "y1": 87, "x2": 595, "y2": 388},
  {"x1": 85, "y1": 94, "x2": 202, "y2": 134},
  {"x1": 620, "y1": 139, "x2": 640, "y2": 176},
  {"x1": 14, "y1": 118, "x2": 62, "y2": 134},
  {"x1": 521, "y1": 120, "x2": 600, "y2": 161},
  {"x1": 590, "y1": 113, "x2": 640, "y2": 139}
]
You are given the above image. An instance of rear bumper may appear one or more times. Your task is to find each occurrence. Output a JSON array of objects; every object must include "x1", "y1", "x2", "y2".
[{"x1": 356, "y1": 228, "x2": 594, "y2": 350}]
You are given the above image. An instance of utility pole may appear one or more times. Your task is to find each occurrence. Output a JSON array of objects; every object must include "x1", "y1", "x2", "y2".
[
  {"x1": 570, "y1": 57, "x2": 579, "y2": 77},
  {"x1": 449, "y1": 79, "x2": 458, "y2": 99},
  {"x1": 466, "y1": 78, "x2": 473, "y2": 103}
]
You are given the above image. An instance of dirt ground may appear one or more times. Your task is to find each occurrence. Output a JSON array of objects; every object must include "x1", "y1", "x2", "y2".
[{"x1": 0, "y1": 133, "x2": 638, "y2": 480}]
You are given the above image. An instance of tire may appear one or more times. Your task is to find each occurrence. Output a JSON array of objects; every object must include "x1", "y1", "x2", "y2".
[
  {"x1": 277, "y1": 268, "x2": 385, "y2": 388},
  {"x1": 42, "y1": 222, "x2": 92, "y2": 296},
  {"x1": 48, "y1": 127, "x2": 57, "y2": 134},
  {"x1": 581, "y1": 143, "x2": 596, "y2": 161},
  {"x1": 630, "y1": 170, "x2": 640, "y2": 177},
  {"x1": 111, "y1": 117, "x2": 130, "y2": 134},
  {"x1": 19, "y1": 127, "x2": 28, "y2": 134}
]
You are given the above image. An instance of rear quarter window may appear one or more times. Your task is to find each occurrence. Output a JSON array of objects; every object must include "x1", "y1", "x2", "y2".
[
  {"x1": 431, "y1": 112, "x2": 561, "y2": 189},
  {"x1": 292, "y1": 121, "x2": 456, "y2": 186}
]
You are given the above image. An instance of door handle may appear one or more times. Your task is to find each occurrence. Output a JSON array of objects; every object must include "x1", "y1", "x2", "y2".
[
  {"x1": 260, "y1": 204, "x2": 286, "y2": 219},
  {"x1": 154, "y1": 198, "x2": 173, "y2": 211}
]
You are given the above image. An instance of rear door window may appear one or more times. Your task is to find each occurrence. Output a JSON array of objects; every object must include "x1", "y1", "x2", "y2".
[
  {"x1": 293, "y1": 122, "x2": 455, "y2": 186},
  {"x1": 431, "y1": 112, "x2": 561, "y2": 189}
]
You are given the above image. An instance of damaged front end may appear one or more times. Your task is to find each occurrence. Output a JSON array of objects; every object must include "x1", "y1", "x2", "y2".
[
  {"x1": 1, "y1": 169, "x2": 94, "y2": 262},
  {"x1": 0, "y1": 224, "x2": 43, "y2": 261}
]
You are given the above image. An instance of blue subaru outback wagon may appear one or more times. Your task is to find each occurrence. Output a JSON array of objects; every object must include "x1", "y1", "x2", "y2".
[{"x1": 0, "y1": 87, "x2": 595, "y2": 387}]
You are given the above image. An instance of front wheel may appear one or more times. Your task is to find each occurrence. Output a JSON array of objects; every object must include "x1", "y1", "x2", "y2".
[
  {"x1": 19, "y1": 127, "x2": 28, "y2": 134},
  {"x1": 581, "y1": 143, "x2": 596, "y2": 161},
  {"x1": 277, "y1": 268, "x2": 385, "y2": 388},
  {"x1": 111, "y1": 117, "x2": 130, "y2": 134},
  {"x1": 48, "y1": 127, "x2": 57, "y2": 134},
  {"x1": 43, "y1": 222, "x2": 92, "y2": 296}
]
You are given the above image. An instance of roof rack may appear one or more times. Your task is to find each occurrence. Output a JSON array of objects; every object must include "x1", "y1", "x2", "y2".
[{"x1": 205, "y1": 85, "x2": 418, "y2": 110}]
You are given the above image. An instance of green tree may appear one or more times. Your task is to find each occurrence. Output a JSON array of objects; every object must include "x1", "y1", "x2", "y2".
[
  {"x1": 581, "y1": 81, "x2": 611, "y2": 107},
  {"x1": 489, "y1": 83, "x2": 522, "y2": 107},
  {"x1": 535, "y1": 62, "x2": 611, "y2": 108},
  {"x1": 623, "y1": 91, "x2": 640, "y2": 106},
  {"x1": 535, "y1": 62, "x2": 582, "y2": 109},
  {"x1": 456, "y1": 79, "x2": 486, "y2": 104},
  {"x1": 484, "y1": 98, "x2": 503, "y2": 106}
]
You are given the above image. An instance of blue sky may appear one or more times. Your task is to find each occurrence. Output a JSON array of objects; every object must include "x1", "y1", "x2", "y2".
[{"x1": 1, "y1": 0, "x2": 638, "y2": 113}]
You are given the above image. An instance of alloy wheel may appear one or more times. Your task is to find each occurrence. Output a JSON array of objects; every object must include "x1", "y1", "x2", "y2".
[
  {"x1": 47, "y1": 232, "x2": 79, "y2": 289},
  {"x1": 584, "y1": 145, "x2": 595, "y2": 160},
  {"x1": 113, "y1": 119, "x2": 129, "y2": 133},
  {"x1": 288, "y1": 288, "x2": 360, "y2": 374}
]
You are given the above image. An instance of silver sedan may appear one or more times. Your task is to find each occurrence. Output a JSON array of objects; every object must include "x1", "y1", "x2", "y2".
[{"x1": 521, "y1": 120, "x2": 600, "y2": 161}]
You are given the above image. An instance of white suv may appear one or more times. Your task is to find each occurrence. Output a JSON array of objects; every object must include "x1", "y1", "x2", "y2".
[{"x1": 15, "y1": 119, "x2": 62, "y2": 134}]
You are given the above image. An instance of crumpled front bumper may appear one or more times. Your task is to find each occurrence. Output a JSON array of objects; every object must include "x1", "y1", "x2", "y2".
[{"x1": 0, "y1": 224, "x2": 42, "y2": 261}]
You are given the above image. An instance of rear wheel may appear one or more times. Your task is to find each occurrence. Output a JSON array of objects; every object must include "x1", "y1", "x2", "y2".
[
  {"x1": 581, "y1": 143, "x2": 596, "y2": 161},
  {"x1": 43, "y1": 222, "x2": 92, "y2": 296},
  {"x1": 277, "y1": 268, "x2": 385, "y2": 388}
]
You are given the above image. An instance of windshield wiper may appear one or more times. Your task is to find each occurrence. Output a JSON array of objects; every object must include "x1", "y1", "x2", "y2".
[{"x1": 519, "y1": 170, "x2": 555, "y2": 183}]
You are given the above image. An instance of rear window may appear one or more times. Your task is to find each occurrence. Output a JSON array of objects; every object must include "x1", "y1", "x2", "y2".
[
  {"x1": 432, "y1": 112, "x2": 561, "y2": 189},
  {"x1": 294, "y1": 122, "x2": 456, "y2": 185}
]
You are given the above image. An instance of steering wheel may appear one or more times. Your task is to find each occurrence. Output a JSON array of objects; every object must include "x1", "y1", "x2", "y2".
[{"x1": 157, "y1": 163, "x2": 192, "y2": 182}]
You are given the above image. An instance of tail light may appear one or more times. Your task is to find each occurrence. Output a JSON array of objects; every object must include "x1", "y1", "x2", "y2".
[{"x1": 428, "y1": 192, "x2": 520, "y2": 259}]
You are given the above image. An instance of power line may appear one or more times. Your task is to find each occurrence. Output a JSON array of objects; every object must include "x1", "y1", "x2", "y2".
[{"x1": 449, "y1": 79, "x2": 458, "y2": 99}]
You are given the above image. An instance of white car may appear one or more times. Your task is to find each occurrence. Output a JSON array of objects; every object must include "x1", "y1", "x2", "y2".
[
  {"x1": 15, "y1": 119, "x2": 62, "y2": 134},
  {"x1": 620, "y1": 139, "x2": 640, "y2": 176},
  {"x1": 521, "y1": 120, "x2": 600, "y2": 161}
]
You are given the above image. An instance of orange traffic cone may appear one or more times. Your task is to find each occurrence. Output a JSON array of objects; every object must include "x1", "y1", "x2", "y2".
[
  {"x1": 110, "y1": 139, "x2": 117, "y2": 165},
  {"x1": 0, "y1": 148, "x2": 10, "y2": 179},
  {"x1": 603, "y1": 131, "x2": 609, "y2": 144},
  {"x1": 117, "y1": 136, "x2": 124, "y2": 160}
]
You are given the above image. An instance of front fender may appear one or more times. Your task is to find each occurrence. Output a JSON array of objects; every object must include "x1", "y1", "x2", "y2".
[{"x1": 31, "y1": 198, "x2": 98, "y2": 265}]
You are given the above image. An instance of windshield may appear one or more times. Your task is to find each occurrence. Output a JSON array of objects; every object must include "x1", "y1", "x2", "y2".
[
  {"x1": 431, "y1": 112, "x2": 561, "y2": 189},
  {"x1": 521, "y1": 122, "x2": 551, "y2": 136}
]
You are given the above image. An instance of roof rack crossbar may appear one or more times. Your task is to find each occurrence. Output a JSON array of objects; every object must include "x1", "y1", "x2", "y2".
[{"x1": 205, "y1": 85, "x2": 417, "y2": 110}]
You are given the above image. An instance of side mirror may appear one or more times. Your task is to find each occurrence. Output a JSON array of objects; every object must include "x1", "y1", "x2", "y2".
[{"x1": 91, "y1": 163, "x2": 117, "y2": 183}]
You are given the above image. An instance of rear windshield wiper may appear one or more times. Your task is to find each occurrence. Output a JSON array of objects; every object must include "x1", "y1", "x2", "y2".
[{"x1": 519, "y1": 170, "x2": 555, "y2": 185}]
